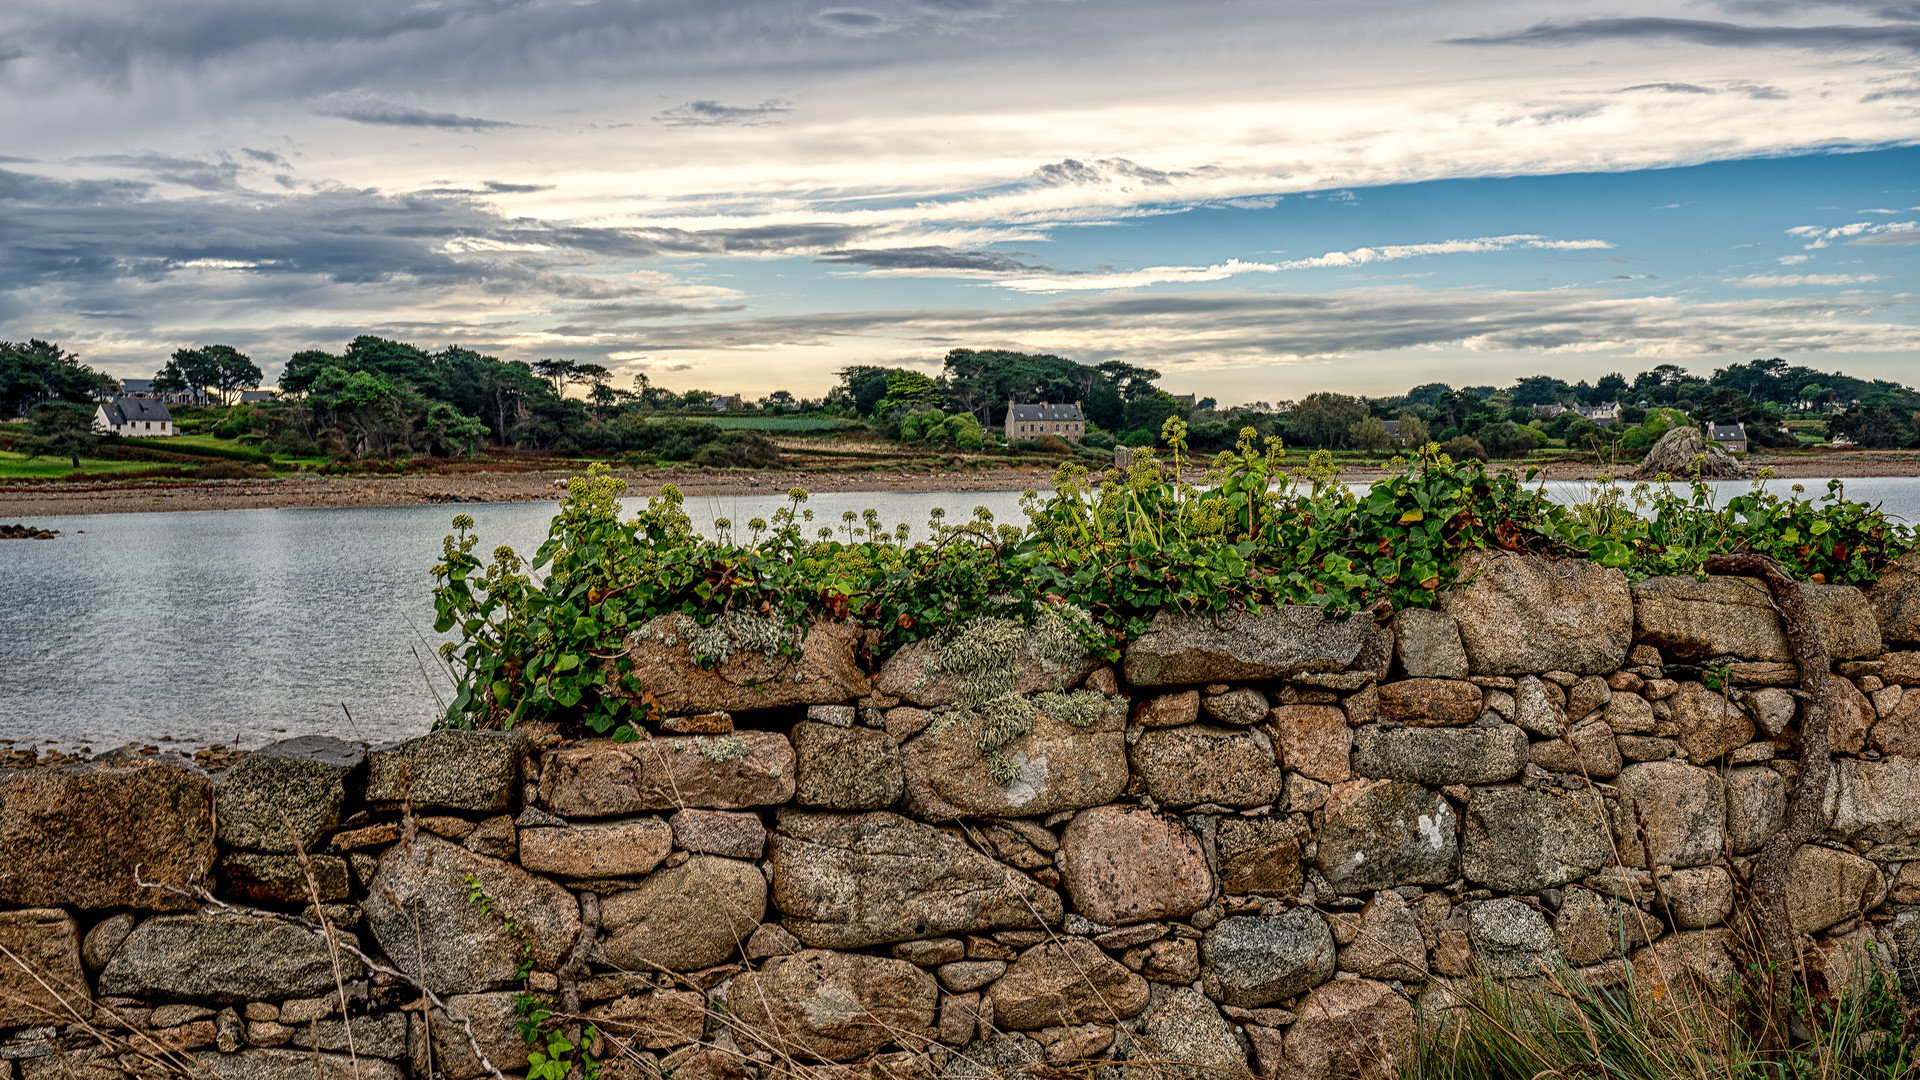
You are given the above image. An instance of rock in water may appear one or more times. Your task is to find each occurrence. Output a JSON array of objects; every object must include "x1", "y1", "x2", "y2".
[{"x1": 1635, "y1": 425, "x2": 1743, "y2": 479}]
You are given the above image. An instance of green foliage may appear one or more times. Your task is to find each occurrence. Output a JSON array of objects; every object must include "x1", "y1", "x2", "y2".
[
  {"x1": 1286, "y1": 392, "x2": 1369, "y2": 448},
  {"x1": 433, "y1": 425, "x2": 1915, "y2": 733},
  {"x1": 157, "y1": 344, "x2": 263, "y2": 406},
  {"x1": 26, "y1": 402, "x2": 99, "y2": 469},
  {"x1": 0, "y1": 340, "x2": 113, "y2": 417}
]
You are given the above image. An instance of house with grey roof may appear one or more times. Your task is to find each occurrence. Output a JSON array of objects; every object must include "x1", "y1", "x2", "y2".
[
  {"x1": 1006, "y1": 401, "x2": 1085, "y2": 441},
  {"x1": 1706, "y1": 422, "x2": 1748, "y2": 454},
  {"x1": 93, "y1": 397, "x2": 176, "y2": 438}
]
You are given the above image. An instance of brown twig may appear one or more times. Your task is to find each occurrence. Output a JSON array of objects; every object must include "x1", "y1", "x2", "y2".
[{"x1": 1701, "y1": 552, "x2": 1835, "y2": 1039}]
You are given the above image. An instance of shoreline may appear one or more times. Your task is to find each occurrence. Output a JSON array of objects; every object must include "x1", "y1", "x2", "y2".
[{"x1": 4, "y1": 451, "x2": 1920, "y2": 518}]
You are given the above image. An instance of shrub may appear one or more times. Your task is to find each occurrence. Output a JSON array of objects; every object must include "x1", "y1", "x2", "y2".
[
  {"x1": 690, "y1": 431, "x2": 780, "y2": 468},
  {"x1": 1441, "y1": 435, "x2": 1488, "y2": 462},
  {"x1": 1081, "y1": 430, "x2": 1116, "y2": 450},
  {"x1": 1033, "y1": 434, "x2": 1072, "y2": 455},
  {"x1": 1479, "y1": 421, "x2": 1542, "y2": 459}
]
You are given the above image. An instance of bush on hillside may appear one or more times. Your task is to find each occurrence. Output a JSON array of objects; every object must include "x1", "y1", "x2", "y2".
[{"x1": 1440, "y1": 435, "x2": 1488, "y2": 462}]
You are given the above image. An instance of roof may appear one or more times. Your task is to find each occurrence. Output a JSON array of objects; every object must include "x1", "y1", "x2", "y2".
[
  {"x1": 1709, "y1": 423, "x2": 1746, "y2": 440},
  {"x1": 120, "y1": 378, "x2": 155, "y2": 394},
  {"x1": 108, "y1": 396, "x2": 172, "y2": 424},
  {"x1": 239, "y1": 390, "x2": 276, "y2": 402},
  {"x1": 1007, "y1": 402, "x2": 1085, "y2": 423}
]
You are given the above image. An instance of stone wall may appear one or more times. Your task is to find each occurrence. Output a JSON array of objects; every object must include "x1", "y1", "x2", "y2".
[{"x1": 5, "y1": 549, "x2": 1920, "y2": 1080}]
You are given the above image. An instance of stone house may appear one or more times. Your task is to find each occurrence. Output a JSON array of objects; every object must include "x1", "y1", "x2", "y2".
[
  {"x1": 1707, "y1": 422, "x2": 1748, "y2": 454},
  {"x1": 1007, "y1": 401, "x2": 1085, "y2": 440}
]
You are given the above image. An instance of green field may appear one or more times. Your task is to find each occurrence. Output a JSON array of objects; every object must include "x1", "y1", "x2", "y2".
[
  {"x1": 656, "y1": 416, "x2": 850, "y2": 432},
  {"x1": 0, "y1": 450, "x2": 175, "y2": 479}
]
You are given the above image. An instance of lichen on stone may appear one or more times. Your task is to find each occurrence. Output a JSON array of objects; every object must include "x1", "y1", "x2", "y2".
[
  {"x1": 1029, "y1": 607, "x2": 1093, "y2": 673},
  {"x1": 678, "y1": 613, "x2": 785, "y2": 665},
  {"x1": 691, "y1": 735, "x2": 750, "y2": 762},
  {"x1": 941, "y1": 616, "x2": 1027, "y2": 707},
  {"x1": 976, "y1": 692, "x2": 1037, "y2": 787},
  {"x1": 1034, "y1": 688, "x2": 1109, "y2": 729}
]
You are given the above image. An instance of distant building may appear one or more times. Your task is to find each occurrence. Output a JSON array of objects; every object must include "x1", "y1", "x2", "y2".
[
  {"x1": 1007, "y1": 401, "x2": 1085, "y2": 441},
  {"x1": 94, "y1": 397, "x2": 175, "y2": 438},
  {"x1": 709, "y1": 395, "x2": 742, "y2": 411},
  {"x1": 1706, "y1": 422, "x2": 1748, "y2": 454},
  {"x1": 1170, "y1": 394, "x2": 1196, "y2": 407},
  {"x1": 118, "y1": 378, "x2": 158, "y2": 398},
  {"x1": 1534, "y1": 402, "x2": 1619, "y2": 424},
  {"x1": 238, "y1": 390, "x2": 277, "y2": 403}
]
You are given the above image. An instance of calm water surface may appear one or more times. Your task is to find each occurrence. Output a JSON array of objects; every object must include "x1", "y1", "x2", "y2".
[{"x1": 4, "y1": 478, "x2": 1915, "y2": 750}]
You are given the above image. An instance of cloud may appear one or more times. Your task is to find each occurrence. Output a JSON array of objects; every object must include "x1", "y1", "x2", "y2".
[
  {"x1": 1729, "y1": 272, "x2": 1884, "y2": 286},
  {"x1": 316, "y1": 97, "x2": 515, "y2": 130},
  {"x1": 815, "y1": 246, "x2": 1049, "y2": 272},
  {"x1": 72, "y1": 152, "x2": 240, "y2": 191},
  {"x1": 1032, "y1": 158, "x2": 1208, "y2": 187},
  {"x1": 812, "y1": 8, "x2": 898, "y2": 36},
  {"x1": 240, "y1": 147, "x2": 289, "y2": 167},
  {"x1": 1778, "y1": 254, "x2": 1814, "y2": 264},
  {"x1": 1453, "y1": 17, "x2": 1920, "y2": 52},
  {"x1": 654, "y1": 99, "x2": 794, "y2": 127},
  {"x1": 1619, "y1": 82, "x2": 1714, "y2": 94},
  {"x1": 1271, "y1": 234, "x2": 1611, "y2": 271},
  {"x1": 1853, "y1": 229, "x2": 1920, "y2": 244},
  {"x1": 1788, "y1": 219, "x2": 1920, "y2": 246},
  {"x1": 482, "y1": 181, "x2": 553, "y2": 194},
  {"x1": 996, "y1": 259, "x2": 1281, "y2": 293},
  {"x1": 573, "y1": 287, "x2": 1920, "y2": 363}
]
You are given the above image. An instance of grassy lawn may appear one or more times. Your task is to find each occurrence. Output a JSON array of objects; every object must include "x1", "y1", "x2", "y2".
[{"x1": 0, "y1": 450, "x2": 175, "y2": 479}]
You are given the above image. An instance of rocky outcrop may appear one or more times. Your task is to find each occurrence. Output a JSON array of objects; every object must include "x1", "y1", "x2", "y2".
[
  {"x1": 536, "y1": 732, "x2": 796, "y2": 816},
  {"x1": 900, "y1": 697, "x2": 1126, "y2": 819},
  {"x1": 1438, "y1": 552, "x2": 1633, "y2": 675},
  {"x1": 0, "y1": 909, "x2": 84, "y2": 1026},
  {"x1": 214, "y1": 736, "x2": 363, "y2": 853},
  {"x1": 770, "y1": 811, "x2": 1062, "y2": 948},
  {"x1": 1129, "y1": 725, "x2": 1285, "y2": 808},
  {"x1": 1060, "y1": 805, "x2": 1212, "y2": 925},
  {"x1": 1633, "y1": 576, "x2": 1881, "y2": 662},
  {"x1": 99, "y1": 914, "x2": 360, "y2": 1002},
  {"x1": 0, "y1": 754, "x2": 213, "y2": 910},
  {"x1": 364, "y1": 730, "x2": 525, "y2": 812},
  {"x1": 1122, "y1": 607, "x2": 1374, "y2": 686},
  {"x1": 616, "y1": 615, "x2": 871, "y2": 713},
  {"x1": 729, "y1": 950, "x2": 938, "y2": 1061},
  {"x1": 600, "y1": 854, "x2": 766, "y2": 971},
  {"x1": 1316, "y1": 780, "x2": 1459, "y2": 893},
  {"x1": 362, "y1": 834, "x2": 579, "y2": 994}
]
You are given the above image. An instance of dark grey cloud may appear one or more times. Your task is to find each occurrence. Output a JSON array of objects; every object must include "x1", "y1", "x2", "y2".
[
  {"x1": 814, "y1": 246, "x2": 1048, "y2": 272},
  {"x1": 591, "y1": 287, "x2": 1920, "y2": 360},
  {"x1": 483, "y1": 181, "x2": 554, "y2": 194},
  {"x1": 72, "y1": 152, "x2": 241, "y2": 191},
  {"x1": 1619, "y1": 82, "x2": 1714, "y2": 93},
  {"x1": 317, "y1": 98, "x2": 515, "y2": 130},
  {"x1": 241, "y1": 147, "x2": 289, "y2": 167},
  {"x1": 1453, "y1": 17, "x2": 1920, "y2": 52},
  {"x1": 812, "y1": 8, "x2": 897, "y2": 36},
  {"x1": 654, "y1": 99, "x2": 793, "y2": 127}
]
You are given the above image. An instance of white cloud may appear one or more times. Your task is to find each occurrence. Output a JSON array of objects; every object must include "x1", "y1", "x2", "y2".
[
  {"x1": 1273, "y1": 234, "x2": 1609, "y2": 270},
  {"x1": 1776, "y1": 254, "x2": 1812, "y2": 265},
  {"x1": 1730, "y1": 273, "x2": 1884, "y2": 287},
  {"x1": 1787, "y1": 221, "x2": 1919, "y2": 248}
]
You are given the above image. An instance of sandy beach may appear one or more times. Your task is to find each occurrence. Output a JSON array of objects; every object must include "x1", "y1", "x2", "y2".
[{"x1": 2, "y1": 450, "x2": 1917, "y2": 518}]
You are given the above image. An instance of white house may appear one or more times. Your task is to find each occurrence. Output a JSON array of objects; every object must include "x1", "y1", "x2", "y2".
[
  {"x1": 1706, "y1": 422, "x2": 1749, "y2": 454},
  {"x1": 94, "y1": 397, "x2": 176, "y2": 438}
]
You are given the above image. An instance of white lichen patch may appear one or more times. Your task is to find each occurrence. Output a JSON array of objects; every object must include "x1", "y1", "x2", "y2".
[
  {"x1": 1033, "y1": 688, "x2": 1110, "y2": 729},
  {"x1": 691, "y1": 735, "x2": 751, "y2": 762},
  {"x1": 941, "y1": 617, "x2": 1027, "y2": 707},
  {"x1": 678, "y1": 612, "x2": 785, "y2": 665},
  {"x1": 1029, "y1": 607, "x2": 1094, "y2": 673}
]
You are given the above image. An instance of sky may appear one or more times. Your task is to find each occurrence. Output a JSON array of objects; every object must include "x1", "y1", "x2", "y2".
[{"x1": 1, "y1": 0, "x2": 1917, "y2": 403}]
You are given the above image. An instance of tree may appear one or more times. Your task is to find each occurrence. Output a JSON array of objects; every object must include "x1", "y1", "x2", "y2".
[
  {"x1": 1394, "y1": 413, "x2": 1431, "y2": 448},
  {"x1": 874, "y1": 370, "x2": 943, "y2": 420},
  {"x1": 835, "y1": 366, "x2": 903, "y2": 416},
  {"x1": 1, "y1": 340, "x2": 113, "y2": 417},
  {"x1": 1829, "y1": 406, "x2": 1916, "y2": 449},
  {"x1": 1348, "y1": 416, "x2": 1392, "y2": 451},
  {"x1": 1479, "y1": 421, "x2": 1542, "y2": 459},
  {"x1": 157, "y1": 345, "x2": 262, "y2": 406},
  {"x1": 1286, "y1": 392, "x2": 1368, "y2": 448},
  {"x1": 533, "y1": 359, "x2": 580, "y2": 396},
  {"x1": 760, "y1": 390, "x2": 797, "y2": 412},
  {"x1": 1509, "y1": 375, "x2": 1574, "y2": 408},
  {"x1": 1083, "y1": 380, "x2": 1124, "y2": 430},
  {"x1": 27, "y1": 402, "x2": 99, "y2": 469},
  {"x1": 280, "y1": 349, "x2": 338, "y2": 397},
  {"x1": 1404, "y1": 382, "x2": 1454, "y2": 407}
]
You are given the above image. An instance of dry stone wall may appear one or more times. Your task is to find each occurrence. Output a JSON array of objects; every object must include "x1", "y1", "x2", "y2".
[{"x1": 6, "y1": 550, "x2": 1920, "y2": 1080}]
